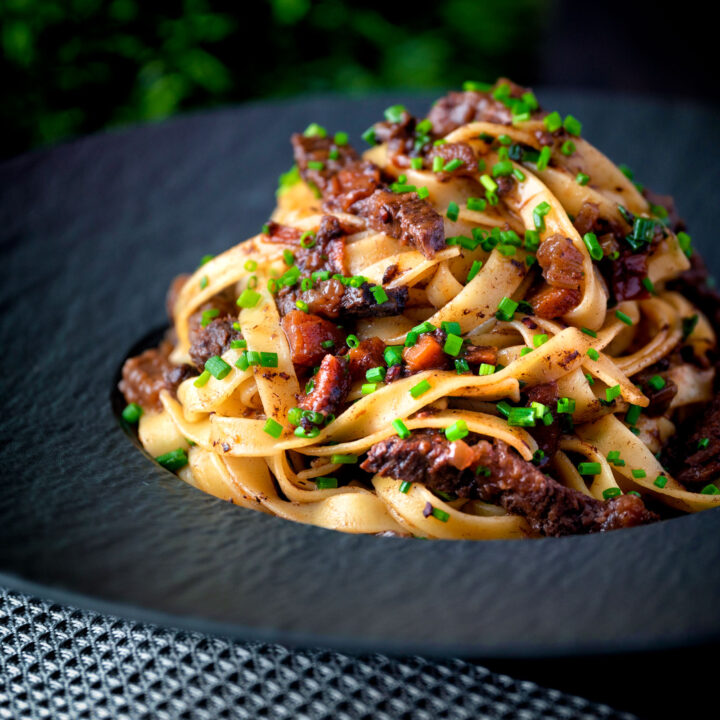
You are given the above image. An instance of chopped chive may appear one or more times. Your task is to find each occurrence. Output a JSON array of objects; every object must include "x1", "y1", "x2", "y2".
[
  {"x1": 524, "y1": 229, "x2": 540, "y2": 251},
  {"x1": 454, "y1": 358, "x2": 470, "y2": 374},
  {"x1": 560, "y1": 140, "x2": 576, "y2": 156},
  {"x1": 677, "y1": 231, "x2": 693, "y2": 257},
  {"x1": 432, "y1": 156, "x2": 444, "y2": 173},
  {"x1": 392, "y1": 419, "x2": 410, "y2": 439},
  {"x1": 654, "y1": 475, "x2": 668, "y2": 489},
  {"x1": 576, "y1": 172, "x2": 590, "y2": 186},
  {"x1": 199, "y1": 254, "x2": 215, "y2": 266},
  {"x1": 259, "y1": 352, "x2": 278, "y2": 368},
  {"x1": 584, "y1": 373, "x2": 595, "y2": 385},
  {"x1": 201, "y1": 308, "x2": 220, "y2": 328},
  {"x1": 557, "y1": 397, "x2": 575, "y2": 414},
  {"x1": 205, "y1": 356, "x2": 231, "y2": 380},
  {"x1": 121, "y1": 403, "x2": 143, "y2": 423},
  {"x1": 244, "y1": 259, "x2": 258, "y2": 272},
  {"x1": 361, "y1": 127, "x2": 376, "y2": 145},
  {"x1": 495, "y1": 296, "x2": 519, "y2": 322},
  {"x1": 581, "y1": 327, "x2": 597, "y2": 338},
  {"x1": 445, "y1": 419, "x2": 469, "y2": 442},
  {"x1": 647, "y1": 375, "x2": 665, "y2": 391},
  {"x1": 615, "y1": 310, "x2": 633, "y2": 326},
  {"x1": 156, "y1": 448, "x2": 189, "y2": 471},
  {"x1": 417, "y1": 186, "x2": 430, "y2": 199},
  {"x1": 632, "y1": 469, "x2": 647, "y2": 479},
  {"x1": 463, "y1": 80, "x2": 492, "y2": 92},
  {"x1": 361, "y1": 383, "x2": 378, "y2": 395},
  {"x1": 480, "y1": 174, "x2": 498, "y2": 194},
  {"x1": 563, "y1": 114, "x2": 582, "y2": 135},
  {"x1": 533, "y1": 333, "x2": 548, "y2": 348},
  {"x1": 578, "y1": 462, "x2": 601, "y2": 476},
  {"x1": 602, "y1": 487, "x2": 622, "y2": 500},
  {"x1": 583, "y1": 232, "x2": 603, "y2": 261},
  {"x1": 199, "y1": 275, "x2": 208, "y2": 289},
  {"x1": 410, "y1": 157, "x2": 423, "y2": 170},
  {"x1": 698, "y1": 437, "x2": 710, "y2": 450},
  {"x1": 467, "y1": 197, "x2": 487, "y2": 212},
  {"x1": 331, "y1": 454, "x2": 357, "y2": 464},
  {"x1": 466, "y1": 260, "x2": 483, "y2": 282},
  {"x1": 533, "y1": 201, "x2": 551, "y2": 231},
  {"x1": 520, "y1": 347, "x2": 533, "y2": 356},
  {"x1": 496, "y1": 401, "x2": 512, "y2": 418},
  {"x1": 346, "y1": 334, "x2": 359, "y2": 349},
  {"x1": 441, "y1": 321, "x2": 461, "y2": 335},
  {"x1": 283, "y1": 249, "x2": 294, "y2": 266},
  {"x1": 371, "y1": 285, "x2": 389, "y2": 304},
  {"x1": 237, "y1": 288, "x2": 262, "y2": 308},
  {"x1": 366, "y1": 366, "x2": 386, "y2": 383},
  {"x1": 625, "y1": 404, "x2": 642, "y2": 426},
  {"x1": 701, "y1": 484, "x2": 720, "y2": 495},
  {"x1": 315, "y1": 477, "x2": 337, "y2": 489},
  {"x1": 536, "y1": 145, "x2": 552, "y2": 171},
  {"x1": 334, "y1": 131, "x2": 348, "y2": 145},
  {"x1": 230, "y1": 339, "x2": 247, "y2": 349},
  {"x1": 543, "y1": 111, "x2": 562, "y2": 132},
  {"x1": 404, "y1": 331, "x2": 419, "y2": 347},
  {"x1": 642, "y1": 277, "x2": 656, "y2": 294},
  {"x1": 300, "y1": 230, "x2": 316, "y2": 248},
  {"x1": 478, "y1": 363, "x2": 495, "y2": 376},
  {"x1": 431, "y1": 507, "x2": 450, "y2": 522},
  {"x1": 303, "y1": 122, "x2": 327, "y2": 138},
  {"x1": 443, "y1": 333, "x2": 463, "y2": 357},
  {"x1": 507, "y1": 407, "x2": 536, "y2": 427},
  {"x1": 295, "y1": 300, "x2": 309, "y2": 313},
  {"x1": 307, "y1": 160, "x2": 324, "y2": 171},
  {"x1": 263, "y1": 418, "x2": 283, "y2": 438},
  {"x1": 384, "y1": 345, "x2": 403, "y2": 367},
  {"x1": 587, "y1": 348, "x2": 599, "y2": 361},
  {"x1": 384, "y1": 104, "x2": 406, "y2": 123},
  {"x1": 446, "y1": 201, "x2": 459, "y2": 222},
  {"x1": 606, "y1": 384, "x2": 621, "y2": 402},
  {"x1": 492, "y1": 160, "x2": 513, "y2": 177},
  {"x1": 443, "y1": 158, "x2": 465, "y2": 172},
  {"x1": 410, "y1": 379, "x2": 431, "y2": 399},
  {"x1": 399, "y1": 480, "x2": 412, "y2": 493}
]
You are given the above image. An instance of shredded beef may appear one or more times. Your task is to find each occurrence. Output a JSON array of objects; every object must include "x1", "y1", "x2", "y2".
[
  {"x1": 427, "y1": 91, "x2": 514, "y2": 136},
  {"x1": 298, "y1": 354, "x2": 350, "y2": 418},
  {"x1": 281, "y1": 310, "x2": 345, "y2": 367},
  {"x1": 536, "y1": 235, "x2": 584, "y2": 290},
  {"x1": 525, "y1": 382, "x2": 561, "y2": 459},
  {"x1": 427, "y1": 142, "x2": 478, "y2": 180},
  {"x1": 530, "y1": 286, "x2": 582, "y2": 319},
  {"x1": 348, "y1": 337, "x2": 386, "y2": 382},
  {"x1": 354, "y1": 189, "x2": 446, "y2": 258},
  {"x1": 188, "y1": 315, "x2": 241, "y2": 371},
  {"x1": 277, "y1": 279, "x2": 408, "y2": 320},
  {"x1": 361, "y1": 434, "x2": 658, "y2": 537}
]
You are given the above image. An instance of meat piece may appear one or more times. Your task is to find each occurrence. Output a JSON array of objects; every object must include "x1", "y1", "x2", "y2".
[
  {"x1": 371, "y1": 109, "x2": 418, "y2": 158},
  {"x1": 323, "y1": 162, "x2": 383, "y2": 212},
  {"x1": 166, "y1": 274, "x2": 189, "y2": 319},
  {"x1": 263, "y1": 221, "x2": 302, "y2": 243},
  {"x1": 427, "y1": 91, "x2": 515, "y2": 136},
  {"x1": 349, "y1": 337, "x2": 386, "y2": 382},
  {"x1": 573, "y1": 201, "x2": 627, "y2": 243},
  {"x1": 402, "y1": 331, "x2": 450, "y2": 373},
  {"x1": 299, "y1": 354, "x2": 350, "y2": 417},
  {"x1": 277, "y1": 279, "x2": 408, "y2": 320},
  {"x1": 612, "y1": 251, "x2": 649, "y2": 302},
  {"x1": 361, "y1": 435, "x2": 658, "y2": 537},
  {"x1": 188, "y1": 316, "x2": 241, "y2": 371},
  {"x1": 118, "y1": 343, "x2": 196, "y2": 412},
  {"x1": 354, "y1": 188, "x2": 445, "y2": 258},
  {"x1": 281, "y1": 310, "x2": 345, "y2": 368},
  {"x1": 634, "y1": 365, "x2": 678, "y2": 416},
  {"x1": 525, "y1": 382, "x2": 561, "y2": 459},
  {"x1": 530, "y1": 286, "x2": 582, "y2": 319},
  {"x1": 664, "y1": 391, "x2": 720, "y2": 487},
  {"x1": 382, "y1": 264, "x2": 399, "y2": 284},
  {"x1": 495, "y1": 175, "x2": 516, "y2": 197},
  {"x1": 291, "y1": 133, "x2": 360, "y2": 192},
  {"x1": 295, "y1": 214, "x2": 347, "y2": 276},
  {"x1": 427, "y1": 142, "x2": 478, "y2": 180},
  {"x1": 536, "y1": 234, "x2": 584, "y2": 290},
  {"x1": 463, "y1": 345, "x2": 498, "y2": 366}
]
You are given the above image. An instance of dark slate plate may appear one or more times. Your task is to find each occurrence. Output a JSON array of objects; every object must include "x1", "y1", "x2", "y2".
[{"x1": 1, "y1": 91, "x2": 719, "y2": 661}]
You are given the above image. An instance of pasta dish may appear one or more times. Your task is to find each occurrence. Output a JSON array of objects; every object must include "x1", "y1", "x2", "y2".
[{"x1": 118, "y1": 79, "x2": 720, "y2": 539}]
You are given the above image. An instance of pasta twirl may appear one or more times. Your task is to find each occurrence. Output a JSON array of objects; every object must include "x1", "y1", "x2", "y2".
[{"x1": 119, "y1": 78, "x2": 720, "y2": 539}]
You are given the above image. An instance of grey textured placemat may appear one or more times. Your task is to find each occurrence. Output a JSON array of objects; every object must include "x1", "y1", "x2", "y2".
[{"x1": 0, "y1": 589, "x2": 636, "y2": 720}]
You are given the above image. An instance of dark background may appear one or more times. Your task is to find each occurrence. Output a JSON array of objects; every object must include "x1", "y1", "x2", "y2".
[{"x1": 1, "y1": 0, "x2": 716, "y2": 160}]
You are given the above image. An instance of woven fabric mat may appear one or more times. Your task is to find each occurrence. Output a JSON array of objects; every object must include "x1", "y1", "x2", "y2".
[{"x1": 0, "y1": 589, "x2": 637, "y2": 720}]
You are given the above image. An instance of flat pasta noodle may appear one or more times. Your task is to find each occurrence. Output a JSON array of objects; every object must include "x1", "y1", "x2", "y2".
[{"x1": 118, "y1": 79, "x2": 719, "y2": 540}]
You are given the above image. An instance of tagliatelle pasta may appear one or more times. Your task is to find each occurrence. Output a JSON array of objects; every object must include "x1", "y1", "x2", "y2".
[{"x1": 119, "y1": 78, "x2": 720, "y2": 539}]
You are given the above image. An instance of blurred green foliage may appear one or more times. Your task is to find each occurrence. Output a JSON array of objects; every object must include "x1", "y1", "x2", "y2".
[{"x1": 0, "y1": 0, "x2": 548, "y2": 158}]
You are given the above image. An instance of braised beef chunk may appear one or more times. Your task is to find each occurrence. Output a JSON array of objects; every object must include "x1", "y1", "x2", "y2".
[
  {"x1": 298, "y1": 354, "x2": 350, "y2": 418},
  {"x1": 634, "y1": 364, "x2": 678, "y2": 416},
  {"x1": 295, "y1": 215, "x2": 347, "y2": 276},
  {"x1": 281, "y1": 310, "x2": 345, "y2": 367},
  {"x1": 263, "y1": 221, "x2": 302, "y2": 243},
  {"x1": 355, "y1": 189, "x2": 445, "y2": 257},
  {"x1": 323, "y1": 162, "x2": 383, "y2": 212},
  {"x1": 463, "y1": 345, "x2": 498, "y2": 366},
  {"x1": 119, "y1": 342, "x2": 194, "y2": 411},
  {"x1": 348, "y1": 337, "x2": 386, "y2": 381},
  {"x1": 402, "y1": 330, "x2": 451, "y2": 373},
  {"x1": 427, "y1": 142, "x2": 478, "y2": 180},
  {"x1": 188, "y1": 316, "x2": 241, "y2": 371},
  {"x1": 371, "y1": 109, "x2": 417, "y2": 157},
  {"x1": 291, "y1": 133, "x2": 359, "y2": 191},
  {"x1": 361, "y1": 435, "x2": 658, "y2": 537},
  {"x1": 536, "y1": 235, "x2": 584, "y2": 290},
  {"x1": 612, "y1": 251, "x2": 649, "y2": 302},
  {"x1": 530, "y1": 286, "x2": 581, "y2": 319},
  {"x1": 525, "y1": 382, "x2": 560, "y2": 459},
  {"x1": 166, "y1": 274, "x2": 189, "y2": 319},
  {"x1": 277, "y1": 279, "x2": 408, "y2": 320},
  {"x1": 664, "y1": 391, "x2": 720, "y2": 487},
  {"x1": 427, "y1": 91, "x2": 515, "y2": 136}
]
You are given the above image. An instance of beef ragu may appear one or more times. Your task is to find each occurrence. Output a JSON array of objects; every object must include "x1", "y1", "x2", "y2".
[{"x1": 118, "y1": 78, "x2": 720, "y2": 540}]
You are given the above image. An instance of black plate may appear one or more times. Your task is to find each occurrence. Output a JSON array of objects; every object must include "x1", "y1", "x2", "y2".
[{"x1": 1, "y1": 91, "x2": 719, "y2": 661}]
